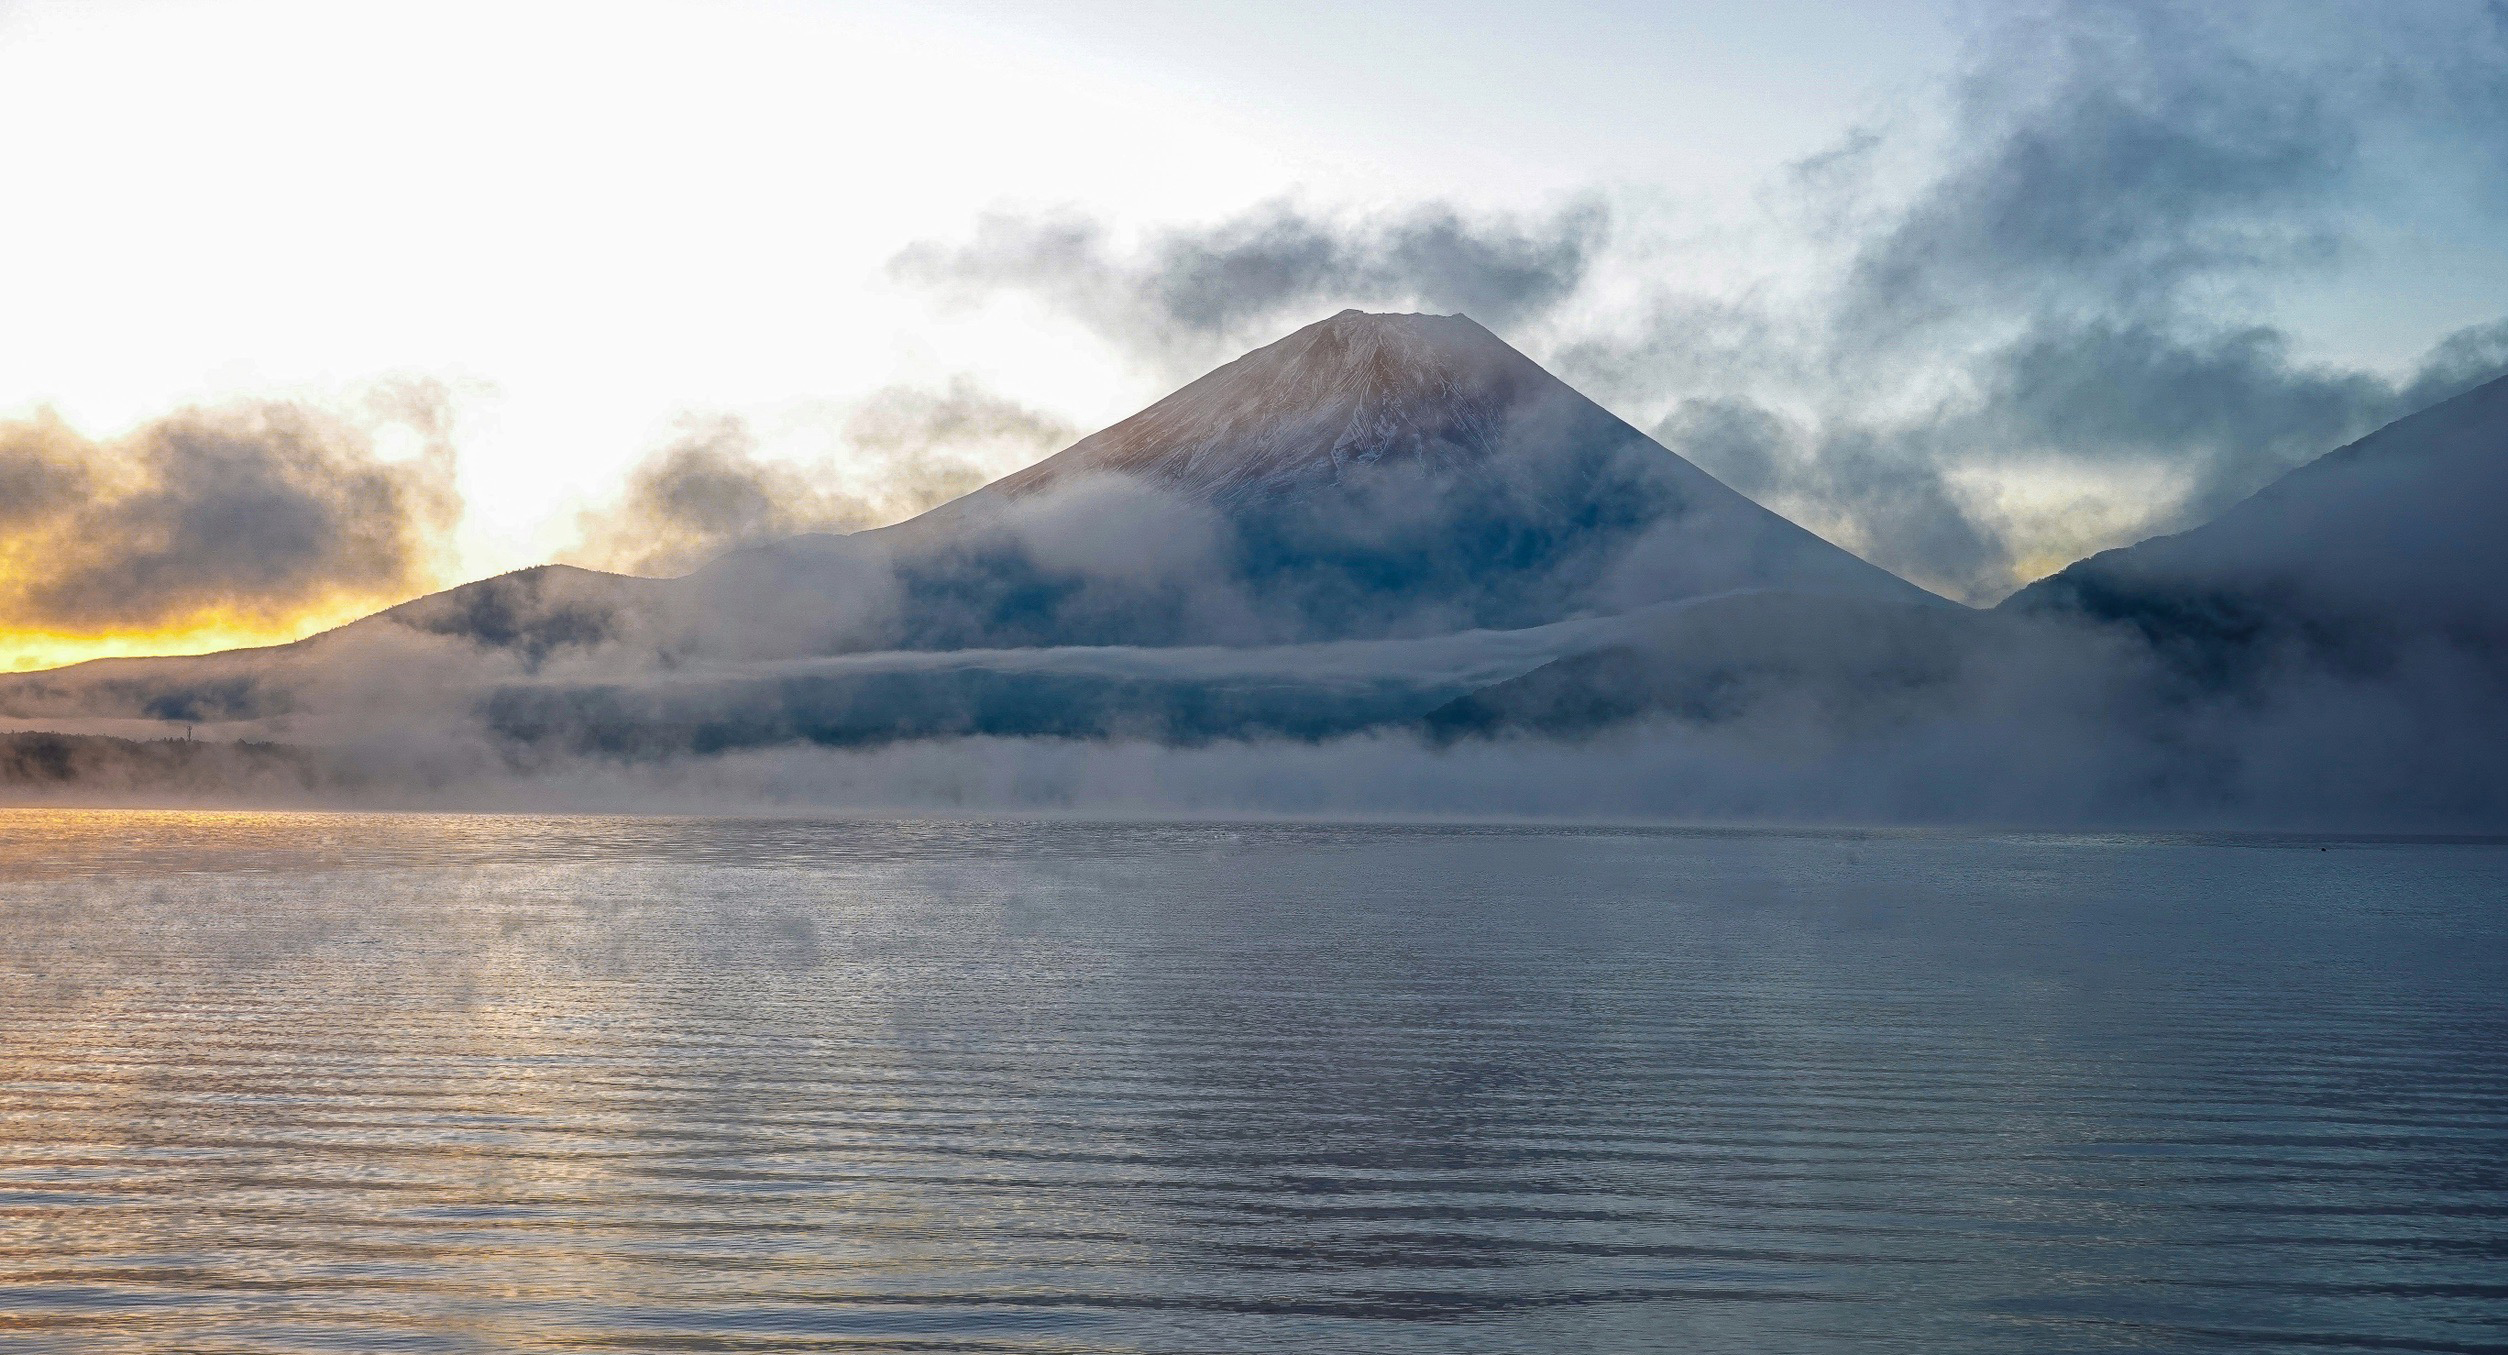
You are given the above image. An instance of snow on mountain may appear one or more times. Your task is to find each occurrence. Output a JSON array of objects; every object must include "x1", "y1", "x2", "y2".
[
  {"x1": 856, "y1": 308, "x2": 1943, "y2": 637},
  {"x1": 991, "y1": 309, "x2": 1611, "y2": 505}
]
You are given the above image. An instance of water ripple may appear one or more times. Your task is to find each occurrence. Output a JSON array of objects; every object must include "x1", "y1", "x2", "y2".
[{"x1": 0, "y1": 811, "x2": 2502, "y2": 1352}]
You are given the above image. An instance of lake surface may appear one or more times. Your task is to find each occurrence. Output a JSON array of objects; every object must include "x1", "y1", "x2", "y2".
[{"x1": 0, "y1": 812, "x2": 2502, "y2": 1353}]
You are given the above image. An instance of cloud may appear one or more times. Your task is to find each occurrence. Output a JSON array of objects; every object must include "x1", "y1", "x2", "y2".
[
  {"x1": 568, "y1": 417, "x2": 863, "y2": 577},
  {"x1": 23, "y1": 598, "x2": 2497, "y2": 831},
  {"x1": 2399, "y1": 316, "x2": 2508, "y2": 409},
  {"x1": 0, "y1": 394, "x2": 460, "y2": 640},
  {"x1": 1840, "y1": 1, "x2": 2360, "y2": 334},
  {"x1": 1642, "y1": 398, "x2": 2007, "y2": 594},
  {"x1": 1637, "y1": 316, "x2": 2508, "y2": 601},
  {"x1": 569, "y1": 380, "x2": 1075, "y2": 576},
  {"x1": 1951, "y1": 321, "x2": 2396, "y2": 518},
  {"x1": 891, "y1": 199, "x2": 1605, "y2": 368},
  {"x1": 1559, "y1": 0, "x2": 2508, "y2": 603}
]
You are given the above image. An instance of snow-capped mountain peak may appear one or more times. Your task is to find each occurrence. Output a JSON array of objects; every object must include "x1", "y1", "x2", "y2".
[{"x1": 988, "y1": 309, "x2": 1576, "y2": 505}]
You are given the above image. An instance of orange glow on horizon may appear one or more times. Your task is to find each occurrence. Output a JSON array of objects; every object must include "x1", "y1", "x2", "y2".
[{"x1": 0, "y1": 594, "x2": 417, "y2": 674}]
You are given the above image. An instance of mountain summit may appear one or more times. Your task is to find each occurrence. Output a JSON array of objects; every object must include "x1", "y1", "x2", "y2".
[{"x1": 992, "y1": 310, "x2": 1583, "y2": 505}]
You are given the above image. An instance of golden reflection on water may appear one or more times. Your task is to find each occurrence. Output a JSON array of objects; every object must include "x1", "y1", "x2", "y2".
[{"x1": 0, "y1": 809, "x2": 1078, "y2": 1351}]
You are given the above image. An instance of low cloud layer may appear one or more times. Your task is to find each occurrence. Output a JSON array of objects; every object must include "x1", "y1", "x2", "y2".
[
  {"x1": 0, "y1": 393, "x2": 459, "y2": 653},
  {"x1": 891, "y1": 200, "x2": 1605, "y2": 372},
  {"x1": 5, "y1": 370, "x2": 2497, "y2": 830},
  {"x1": 569, "y1": 379, "x2": 1074, "y2": 576},
  {"x1": 11, "y1": 598, "x2": 2498, "y2": 832}
]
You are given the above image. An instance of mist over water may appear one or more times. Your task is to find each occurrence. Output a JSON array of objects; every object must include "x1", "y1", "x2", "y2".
[{"x1": 1, "y1": 812, "x2": 2501, "y2": 1352}]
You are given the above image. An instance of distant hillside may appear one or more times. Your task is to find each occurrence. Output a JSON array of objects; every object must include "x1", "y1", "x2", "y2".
[
  {"x1": 0, "y1": 732, "x2": 323, "y2": 799},
  {"x1": 2001, "y1": 372, "x2": 2508, "y2": 680}
]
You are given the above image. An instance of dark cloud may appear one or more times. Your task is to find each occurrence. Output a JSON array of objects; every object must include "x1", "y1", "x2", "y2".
[
  {"x1": 0, "y1": 419, "x2": 91, "y2": 532},
  {"x1": 1649, "y1": 398, "x2": 2012, "y2": 595},
  {"x1": 1649, "y1": 398, "x2": 1790, "y2": 502},
  {"x1": 569, "y1": 418, "x2": 853, "y2": 577},
  {"x1": 1968, "y1": 323, "x2": 2382, "y2": 465},
  {"x1": 570, "y1": 380, "x2": 1075, "y2": 576},
  {"x1": 0, "y1": 396, "x2": 459, "y2": 636},
  {"x1": 1642, "y1": 314, "x2": 2508, "y2": 600},
  {"x1": 1573, "y1": 1, "x2": 2508, "y2": 602},
  {"x1": 891, "y1": 199, "x2": 1605, "y2": 367},
  {"x1": 1944, "y1": 319, "x2": 2401, "y2": 530},
  {"x1": 2381, "y1": 1, "x2": 2508, "y2": 195},
  {"x1": 1801, "y1": 430, "x2": 2011, "y2": 593},
  {"x1": 1842, "y1": 1, "x2": 2360, "y2": 333}
]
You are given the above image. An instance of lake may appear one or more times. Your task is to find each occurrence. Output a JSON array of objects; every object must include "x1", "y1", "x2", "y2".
[{"x1": 0, "y1": 811, "x2": 2502, "y2": 1352}]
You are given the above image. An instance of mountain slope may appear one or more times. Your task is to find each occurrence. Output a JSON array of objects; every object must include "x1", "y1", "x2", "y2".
[
  {"x1": 990, "y1": 309, "x2": 1707, "y2": 506},
  {"x1": 817, "y1": 309, "x2": 1942, "y2": 650},
  {"x1": 2001, "y1": 372, "x2": 2508, "y2": 675},
  {"x1": 0, "y1": 565, "x2": 666, "y2": 726},
  {"x1": 1448, "y1": 373, "x2": 2508, "y2": 745},
  {"x1": 2, "y1": 309, "x2": 1944, "y2": 746}
]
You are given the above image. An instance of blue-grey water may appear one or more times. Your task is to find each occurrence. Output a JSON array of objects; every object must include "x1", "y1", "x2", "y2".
[{"x1": 0, "y1": 811, "x2": 2502, "y2": 1353}]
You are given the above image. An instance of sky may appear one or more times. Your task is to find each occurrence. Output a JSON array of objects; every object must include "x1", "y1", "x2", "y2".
[{"x1": 2, "y1": 0, "x2": 2504, "y2": 669}]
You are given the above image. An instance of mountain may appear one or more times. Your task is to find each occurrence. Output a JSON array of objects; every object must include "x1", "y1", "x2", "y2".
[
  {"x1": 0, "y1": 310, "x2": 1940, "y2": 752},
  {"x1": 437, "y1": 307, "x2": 1938, "y2": 664},
  {"x1": 2001, "y1": 372, "x2": 2508, "y2": 679},
  {"x1": 990, "y1": 309, "x2": 1779, "y2": 509},
  {"x1": 1430, "y1": 374, "x2": 2508, "y2": 816},
  {"x1": 4, "y1": 312, "x2": 2501, "y2": 825},
  {"x1": 0, "y1": 563, "x2": 665, "y2": 727},
  {"x1": 683, "y1": 308, "x2": 1939, "y2": 655}
]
